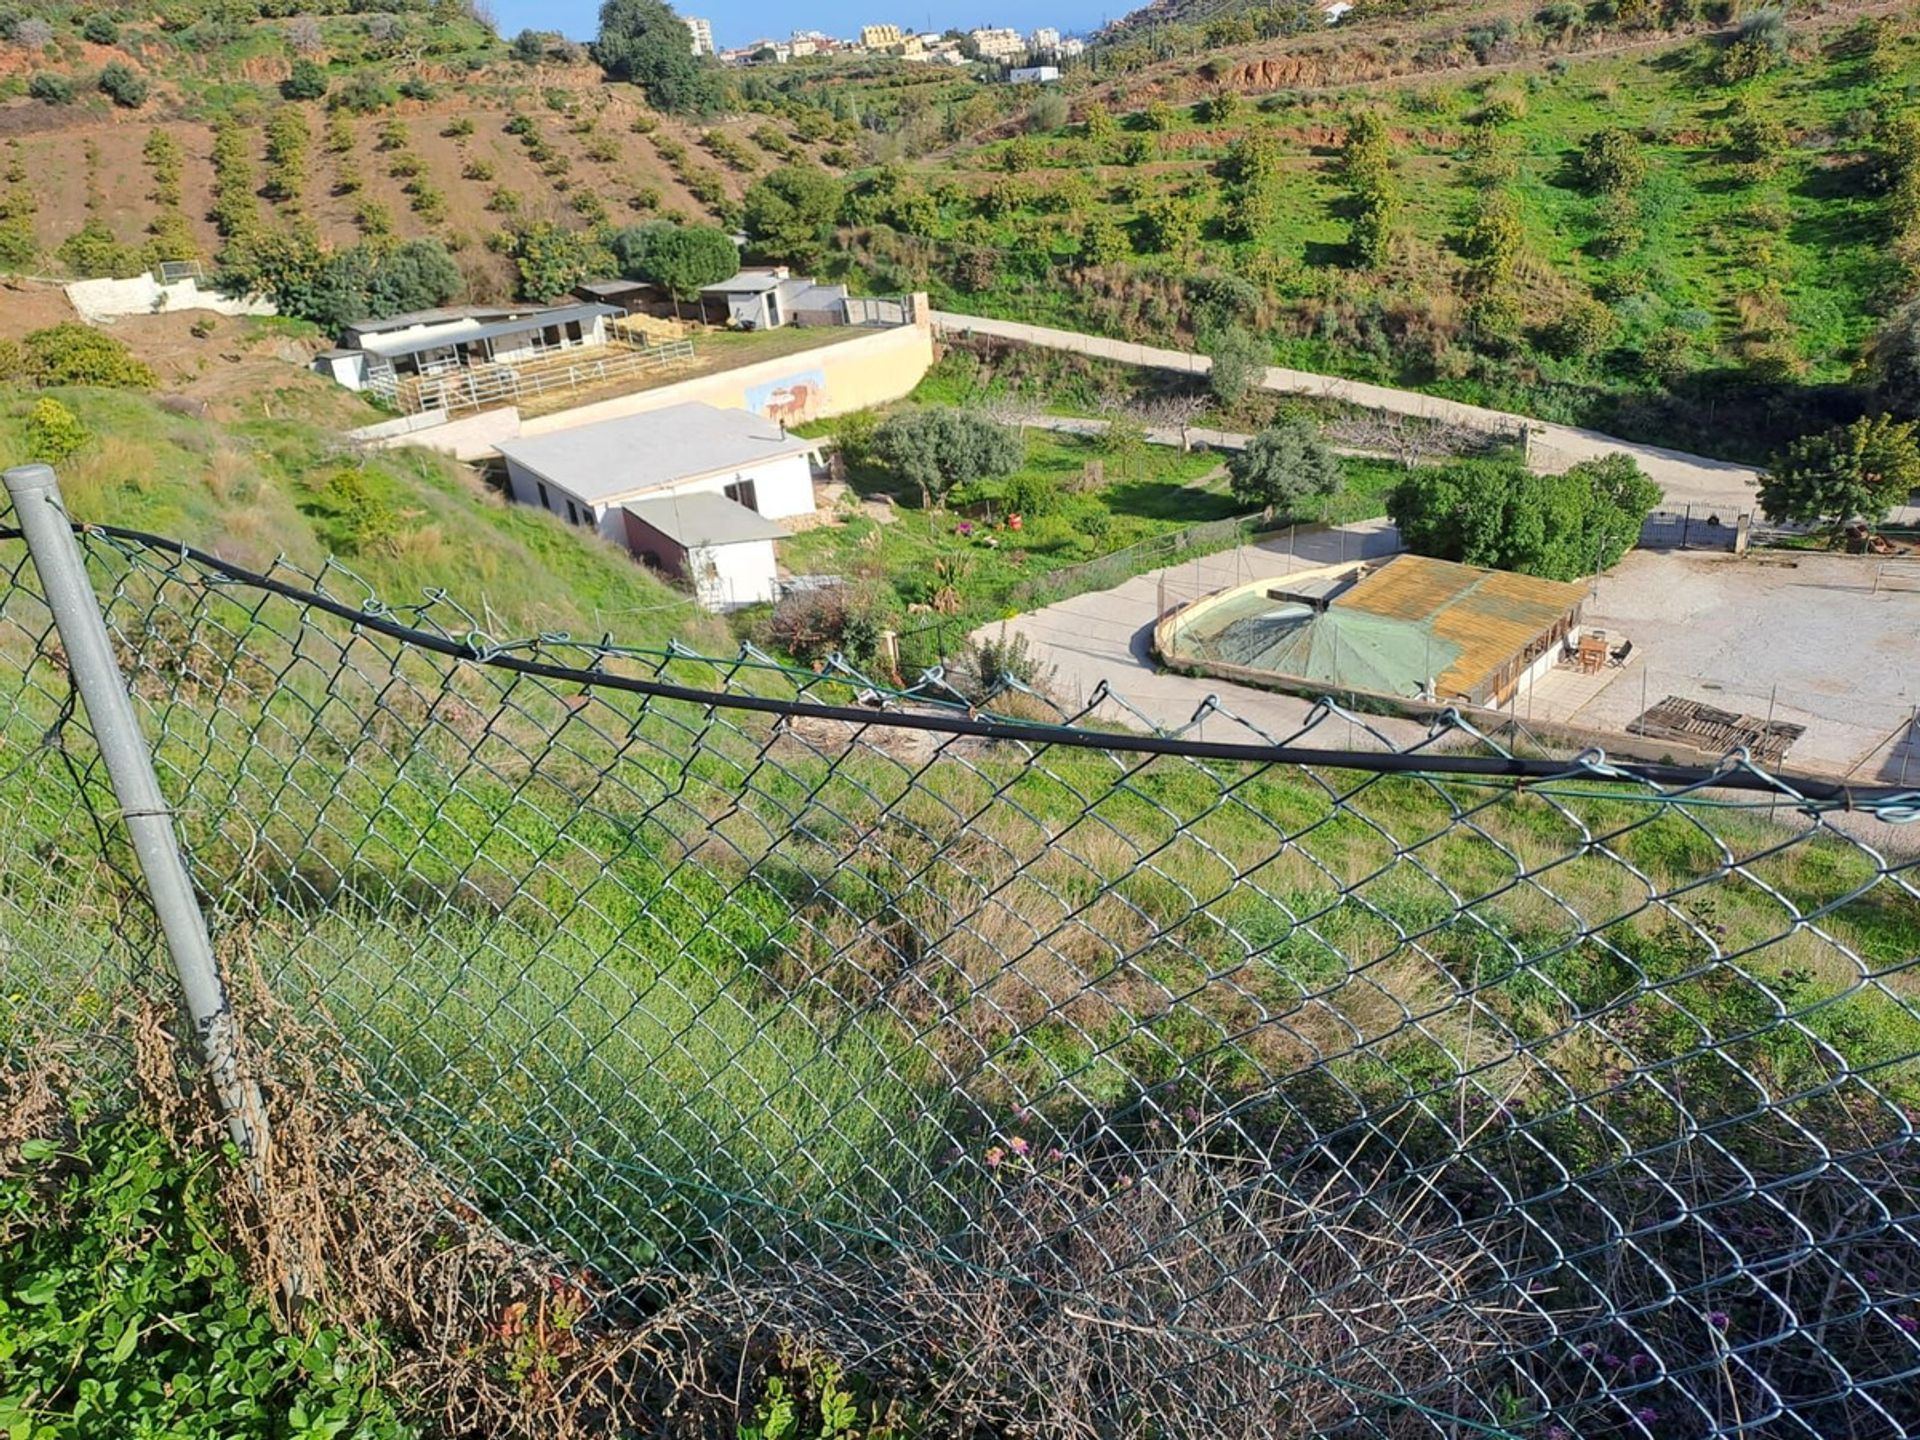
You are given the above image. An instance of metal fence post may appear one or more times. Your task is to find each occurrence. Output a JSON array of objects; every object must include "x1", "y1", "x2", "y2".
[{"x1": 4, "y1": 464, "x2": 270, "y2": 1166}]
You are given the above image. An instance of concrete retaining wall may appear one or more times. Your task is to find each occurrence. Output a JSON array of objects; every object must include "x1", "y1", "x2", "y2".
[
  {"x1": 348, "y1": 307, "x2": 935, "y2": 462},
  {"x1": 65, "y1": 275, "x2": 277, "y2": 323},
  {"x1": 347, "y1": 407, "x2": 523, "y2": 462},
  {"x1": 521, "y1": 311, "x2": 935, "y2": 439}
]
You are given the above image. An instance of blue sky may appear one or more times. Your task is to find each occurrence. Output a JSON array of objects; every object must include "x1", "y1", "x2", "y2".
[{"x1": 489, "y1": 0, "x2": 1116, "y2": 48}]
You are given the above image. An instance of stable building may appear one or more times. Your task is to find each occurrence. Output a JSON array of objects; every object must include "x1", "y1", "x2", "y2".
[
  {"x1": 313, "y1": 301, "x2": 618, "y2": 393},
  {"x1": 497, "y1": 402, "x2": 822, "y2": 608}
]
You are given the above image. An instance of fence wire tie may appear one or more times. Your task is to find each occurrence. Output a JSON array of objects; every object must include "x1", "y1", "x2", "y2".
[{"x1": 1562, "y1": 747, "x2": 1629, "y2": 783}]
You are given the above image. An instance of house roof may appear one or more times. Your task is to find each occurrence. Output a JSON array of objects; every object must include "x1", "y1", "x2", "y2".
[
  {"x1": 573, "y1": 278, "x2": 664, "y2": 299},
  {"x1": 1174, "y1": 554, "x2": 1583, "y2": 701},
  {"x1": 702, "y1": 269, "x2": 789, "y2": 296},
  {"x1": 1331, "y1": 554, "x2": 1583, "y2": 698},
  {"x1": 497, "y1": 402, "x2": 820, "y2": 505},
  {"x1": 345, "y1": 302, "x2": 618, "y2": 354},
  {"x1": 623, "y1": 492, "x2": 788, "y2": 548}
]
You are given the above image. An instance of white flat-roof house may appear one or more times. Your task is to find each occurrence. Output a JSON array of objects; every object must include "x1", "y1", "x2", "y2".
[
  {"x1": 698, "y1": 268, "x2": 849, "y2": 329},
  {"x1": 497, "y1": 402, "x2": 822, "y2": 608},
  {"x1": 312, "y1": 301, "x2": 619, "y2": 393}
]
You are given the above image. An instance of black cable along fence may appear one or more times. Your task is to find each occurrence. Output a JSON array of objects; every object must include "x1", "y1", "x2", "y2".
[{"x1": 3, "y1": 474, "x2": 1919, "y2": 1440}]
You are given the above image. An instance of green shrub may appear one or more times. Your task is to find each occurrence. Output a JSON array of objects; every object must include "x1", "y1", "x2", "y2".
[
  {"x1": 57, "y1": 220, "x2": 146, "y2": 278},
  {"x1": 1002, "y1": 468, "x2": 1064, "y2": 516},
  {"x1": 397, "y1": 76, "x2": 435, "y2": 101},
  {"x1": 1544, "y1": 295, "x2": 1617, "y2": 356},
  {"x1": 330, "y1": 71, "x2": 395, "y2": 114},
  {"x1": 1390, "y1": 452, "x2": 1661, "y2": 578},
  {"x1": 0, "y1": 1107, "x2": 414, "y2": 1440},
  {"x1": 0, "y1": 214, "x2": 34, "y2": 270},
  {"x1": 1576, "y1": 126, "x2": 1648, "y2": 194},
  {"x1": 25, "y1": 396, "x2": 88, "y2": 462},
  {"x1": 80, "y1": 12, "x2": 118, "y2": 44},
  {"x1": 1716, "y1": 7, "x2": 1789, "y2": 83},
  {"x1": 97, "y1": 62, "x2": 149, "y2": 108},
  {"x1": 283, "y1": 57, "x2": 328, "y2": 101},
  {"x1": 28, "y1": 72, "x2": 74, "y2": 105},
  {"x1": 442, "y1": 116, "x2": 476, "y2": 139},
  {"x1": 22, "y1": 323, "x2": 158, "y2": 388}
]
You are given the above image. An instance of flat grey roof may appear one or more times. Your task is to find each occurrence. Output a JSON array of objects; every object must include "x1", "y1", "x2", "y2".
[
  {"x1": 347, "y1": 302, "x2": 617, "y2": 352},
  {"x1": 624, "y1": 492, "x2": 788, "y2": 548},
  {"x1": 702, "y1": 270, "x2": 787, "y2": 295},
  {"x1": 497, "y1": 402, "x2": 819, "y2": 505}
]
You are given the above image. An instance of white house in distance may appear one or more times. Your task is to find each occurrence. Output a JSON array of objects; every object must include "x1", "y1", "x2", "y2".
[
  {"x1": 698, "y1": 267, "x2": 849, "y2": 329},
  {"x1": 496, "y1": 402, "x2": 821, "y2": 608}
]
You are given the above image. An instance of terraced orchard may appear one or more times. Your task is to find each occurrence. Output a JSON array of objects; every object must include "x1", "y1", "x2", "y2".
[{"x1": 839, "y1": 8, "x2": 1918, "y2": 458}]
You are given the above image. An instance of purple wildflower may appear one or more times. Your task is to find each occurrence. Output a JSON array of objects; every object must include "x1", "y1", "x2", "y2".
[
  {"x1": 1009, "y1": 1135, "x2": 1030, "y2": 1158},
  {"x1": 1707, "y1": 1311, "x2": 1730, "y2": 1331},
  {"x1": 1897, "y1": 1315, "x2": 1918, "y2": 1335},
  {"x1": 985, "y1": 1145, "x2": 1005, "y2": 1169},
  {"x1": 1635, "y1": 1407, "x2": 1659, "y2": 1425}
]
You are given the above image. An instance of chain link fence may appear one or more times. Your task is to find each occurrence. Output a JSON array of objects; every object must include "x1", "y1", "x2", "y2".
[{"x1": 3, "y1": 469, "x2": 1919, "y2": 1439}]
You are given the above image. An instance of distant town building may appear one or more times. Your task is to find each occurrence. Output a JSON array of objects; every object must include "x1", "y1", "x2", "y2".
[
  {"x1": 1057, "y1": 35, "x2": 1085, "y2": 57},
  {"x1": 1029, "y1": 26, "x2": 1060, "y2": 52},
  {"x1": 860, "y1": 22, "x2": 902, "y2": 48},
  {"x1": 1009, "y1": 64, "x2": 1060, "y2": 83},
  {"x1": 686, "y1": 16, "x2": 714, "y2": 54},
  {"x1": 789, "y1": 35, "x2": 818, "y2": 56},
  {"x1": 969, "y1": 26, "x2": 1026, "y2": 60}
]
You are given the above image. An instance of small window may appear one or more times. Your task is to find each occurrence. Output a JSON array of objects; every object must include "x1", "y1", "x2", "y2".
[
  {"x1": 536, "y1": 481, "x2": 550, "y2": 509},
  {"x1": 566, "y1": 499, "x2": 579, "y2": 525},
  {"x1": 725, "y1": 478, "x2": 759, "y2": 513}
]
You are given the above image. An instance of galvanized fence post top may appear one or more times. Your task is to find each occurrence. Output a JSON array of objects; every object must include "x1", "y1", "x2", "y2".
[{"x1": 1, "y1": 493, "x2": 1918, "y2": 1440}]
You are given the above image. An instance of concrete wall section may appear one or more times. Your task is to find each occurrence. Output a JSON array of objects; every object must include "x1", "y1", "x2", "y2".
[
  {"x1": 519, "y1": 317, "x2": 935, "y2": 441},
  {"x1": 66, "y1": 275, "x2": 277, "y2": 323},
  {"x1": 350, "y1": 407, "x2": 523, "y2": 462}
]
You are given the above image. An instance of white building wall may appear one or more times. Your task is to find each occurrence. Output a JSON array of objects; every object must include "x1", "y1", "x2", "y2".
[
  {"x1": 503, "y1": 451, "x2": 816, "y2": 540},
  {"x1": 690, "y1": 538, "x2": 778, "y2": 609}
]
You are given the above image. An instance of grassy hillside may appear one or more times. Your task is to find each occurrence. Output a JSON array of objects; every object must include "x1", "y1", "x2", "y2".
[
  {"x1": 0, "y1": 381, "x2": 718, "y2": 646},
  {"x1": 829, "y1": 3, "x2": 1914, "y2": 458}
]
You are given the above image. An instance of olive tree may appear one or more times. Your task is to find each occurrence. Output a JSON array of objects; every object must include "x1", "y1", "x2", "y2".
[
  {"x1": 872, "y1": 408, "x2": 1024, "y2": 510},
  {"x1": 1226, "y1": 417, "x2": 1343, "y2": 516}
]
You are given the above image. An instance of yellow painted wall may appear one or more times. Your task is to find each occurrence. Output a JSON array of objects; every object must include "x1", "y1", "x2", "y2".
[{"x1": 520, "y1": 315, "x2": 936, "y2": 441}]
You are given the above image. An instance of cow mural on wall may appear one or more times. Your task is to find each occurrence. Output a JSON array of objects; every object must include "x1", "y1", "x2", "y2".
[{"x1": 747, "y1": 369, "x2": 828, "y2": 427}]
